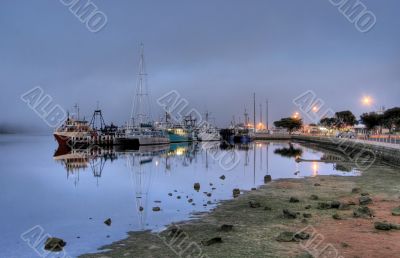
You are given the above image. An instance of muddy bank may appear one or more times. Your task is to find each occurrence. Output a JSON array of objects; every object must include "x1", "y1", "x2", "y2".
[{"x1": 80, "y1": 159, "x2": 400, "y2": 258}]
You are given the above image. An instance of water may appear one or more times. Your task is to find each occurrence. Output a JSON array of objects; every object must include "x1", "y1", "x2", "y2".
[{"x1": 0, "y1": 135, "x2": 360, "y2": 258}]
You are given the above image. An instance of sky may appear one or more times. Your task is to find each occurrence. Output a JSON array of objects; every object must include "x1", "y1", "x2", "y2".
[{"x1": 0, "y1": 0, "x2": 399, "y2": 132}]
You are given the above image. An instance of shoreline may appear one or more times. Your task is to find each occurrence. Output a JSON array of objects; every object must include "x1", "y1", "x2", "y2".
[{"x1": 80, "y1": 154, "x2": 400, "y2": 257}]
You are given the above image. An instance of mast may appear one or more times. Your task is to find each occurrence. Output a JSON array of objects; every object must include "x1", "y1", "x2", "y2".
[
  {"x1": 266, "y1": 99, "x2": 269, "y2": 131},
  {"x1": 253, "y1": 93, "x2": 256, "y2": 133},
  {"x1": 131, "y1": 43, "x2": 151, "y2": 127},
  {"x1": 259, "y1": 103, "x2": 262, "y2": 129}
]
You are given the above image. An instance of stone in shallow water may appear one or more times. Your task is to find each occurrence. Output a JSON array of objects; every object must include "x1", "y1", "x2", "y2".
[
  {"x1": 152, "y1": 207, "x2": 161, "y2": 212},
  {"x1": 352, "y1": 187, "x2": 361, "y2": 193},
  {"x1": 44, "y1": 237, "x2": 66, "y2": 252},
  {"x1": 194, "y1": 183, "x2": 200, "y2": 191},
  {"x1": 303, "y1": 213, "x2": 312, "y2": 218},
  {"x1": 233, "y1": 188, "x2": 240, "y2": 197},
  {"x1": 104, "y1": 218, "x2": 112, "y2": 226},
  {"x1": 309, "y1": 195, "x2": 319, "y2": 200},
  {"x1": 289, "y1": 197, "x2": 300, "y2": 203},
  {"x1": 219, "y1": 175, "x2": 226, "y2": 180}
]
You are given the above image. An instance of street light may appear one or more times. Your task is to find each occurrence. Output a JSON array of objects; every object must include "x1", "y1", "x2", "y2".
[{"x1": 362, "y1": 96, "x2": 373, "y2": 106}]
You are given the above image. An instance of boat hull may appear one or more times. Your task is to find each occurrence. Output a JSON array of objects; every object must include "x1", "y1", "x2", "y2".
[
  {"x1": 114, "y1": 136, "x2": 170, "y2": 146},
  {"x1": 168, "y1": 132, "x2": 191, "y2": 143}
]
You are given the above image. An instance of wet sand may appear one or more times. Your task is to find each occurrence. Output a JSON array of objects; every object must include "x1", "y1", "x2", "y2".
[{"x1": 80, "y1": 159, "x2": 400, "y2": 258}]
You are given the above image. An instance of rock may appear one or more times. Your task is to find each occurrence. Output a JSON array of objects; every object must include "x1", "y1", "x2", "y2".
[
  {"x1": 104, "y1": 218, "x2": 112, "y2": 226},
  {"x1": 264, "y1": 206, "x2": 272, "y2": 211},
  {"x1": 201, "y1": 237, "x2": 223, "y2": 246},
  {"x1": 317, "y1": 202, "x2": 331, "y2": 210},
  {"x1": 154, "y1": 200, "x2": 161, "y2": 203},
  {"x1": 310, "y1": 195, "x2": 319, "y2": 200},
  {"x1": 361, "y1": 192, "x2": 370, "y2": 196},
  {"x1": 295, "y1": 232, "x2": 310, "y2": 240},
  {"x1": 303, "y1": 213, "x2": 312, "y2": 218},
  {"x1": 314, "y1": 183, "x2": 321, "y2": 187},
  {"x1": 207, "y1": 201, "x2": 212, "y2": 205},
  {"x1": 305, "y1": 205, "x2": 312, "y2": 209},
  {"x1": 338, "y1": 203, "x2": 350, "y2": 210},
  {"x1": 352, "y1": 187, "x2": 361, "y2": 193},
  {"x1": 283, "y1": 209, "x2": 297, "y2": 219},
  {"x1": 233, "y1": 188, "x2": 240, "y2": 197},
  {"x1": 177, "y1": 196, "x2": 181, "y2": 199},
  {"x1": 220, "y1": 224, "x2": 234, "y2": 232},
  {"x1": 392, "y1": 207, "x2": 400, "y2": 216},
  {"x1": 330, "y1": 201, "x2": 341, "y2": 209},
  {"x1": 301, "y1": 219, "x2": 309, "y2": 224},
  {"x1": 212, "y1": 187, "x2": 216, "y2": 190},
  {"x1": 251, "y1": 187, "x2": 257, "y2": 191},
  {"x1": 152, "y1": 207, "x2": 161, "y2": 212},
  {"x1": 276, "y1": 232, "x2": 297, "y2": 242},
  {"x1": 168, "y1": 193, "x2": 172, "y2": 196},
  {"x1": 219, "y1": 175, "x2": 226, "y2": 180},
  {"x1": 289, "y1": 197, "x2": 300, "y2": 203},
  {"x1": 359, "y1": 196, "x2": 373, "y2": 205},
  {"x1": 207, "y1": 193, "x2": 212, "y2": 197},
  {"x1": 353, "y1": 206, "x2": 374, "y2": 218},
  {"x1": 390, "y1": 223, "x2": 400, "y2": 230},
  {"x1": 264, "y1": 175, "x2": 272, "y2": 183},
  {"x1": 194, "y1": 183, "x2": 200, "y2": 191},
  {"x1": 347, "y1": 201, "x2": 356, "y2": 205},
  {"x1": 174, "y1": 190, "x2": 177, "y2": 192},
  {"x1": 188, "y1": 199, "x2": 193, "y2": 203},
  {"x1": 341, "y1": 242, "x2": 350, "y2": 248},
  {"x1": 375, "y1": 222, "x2": 392, "y2": 231},
  {"x1": 139, "y1": 206, "x2": 144, "y2": 211},
  {"x1": 249, "y1": 201, "x2": 261, "y2": 208},
  {"x1": 44, "y1": 237, "x2": 66, "y2": 252},
  {"x1": 332, "y1": 213, "x2": 341, "y2": 220},
  {"x1": 209, "y1": 183, "x2": 213, "y2": 186}
]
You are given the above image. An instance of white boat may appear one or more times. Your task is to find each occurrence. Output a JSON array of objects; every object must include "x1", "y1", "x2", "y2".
[
  {"x1": 198, "y1": 126, "x2": 221, "y2": 141},
  {"x1": 115, "y1": 126, "x2": 170, "y2": 146}
]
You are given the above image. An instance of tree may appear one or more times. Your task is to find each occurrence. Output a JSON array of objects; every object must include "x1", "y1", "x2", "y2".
[
  {"x1": 274, "y1": 117, "x2": 303, "y2": 134},
  {"x1": 319, "y1": 117, "x2": 337, "y2": 128},
  {"x1": 382, "y1": 107, "x2": 400, "y2": 132},
  {"x1": 360, "y1": 112, "x2": 383, "y2": 130},
  {"x1": 335, "y1": 111, "x2": 357, "y2": 128}
]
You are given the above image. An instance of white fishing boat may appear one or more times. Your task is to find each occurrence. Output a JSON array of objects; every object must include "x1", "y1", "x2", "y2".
[{"x1": 198, "y1": 126, "x2": 221, "y2": 141}]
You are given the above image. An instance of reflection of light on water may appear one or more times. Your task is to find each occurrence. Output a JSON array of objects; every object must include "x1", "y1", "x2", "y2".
[
  {"x1": 312, "y1": 162, "x2": 319, "y2": 176},
  {"x1": 176, "y1": 147, "x2": 185, "y2": 156},
  {"x1": 155, "y1": 160, "x2": 159, "y2": 166}
]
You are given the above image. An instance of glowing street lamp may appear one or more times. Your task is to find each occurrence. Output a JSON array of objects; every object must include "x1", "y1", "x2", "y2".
[
  {"x1": 362, "y1": 96, "x2": 373, "y2": 106},
  {"x1": 292, "y1": 112, "x2": 300, "y2": 119},
  {"x1": 312, "y1": 106, "x2": 319, "y2": 112}
]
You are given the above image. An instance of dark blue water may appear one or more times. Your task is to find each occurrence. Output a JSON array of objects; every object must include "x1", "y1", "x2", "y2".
[{"x1": 0, "y1": 135, "x2": 359, "y2": 258}]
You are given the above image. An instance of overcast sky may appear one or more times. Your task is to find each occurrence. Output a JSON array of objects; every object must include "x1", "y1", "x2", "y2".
[{"x1": 1, "y1": 0, "x2": 399, "y2": 132}]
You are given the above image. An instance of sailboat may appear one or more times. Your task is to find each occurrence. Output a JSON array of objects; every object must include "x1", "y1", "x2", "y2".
[{"x1": 114, "y1": 44, "x2": 170, "y2": 147}]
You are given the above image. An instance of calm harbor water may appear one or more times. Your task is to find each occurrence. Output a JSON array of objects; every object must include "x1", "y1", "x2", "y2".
[{"x1": 0, "y1": 135, "x2": 360, "y2": 258}]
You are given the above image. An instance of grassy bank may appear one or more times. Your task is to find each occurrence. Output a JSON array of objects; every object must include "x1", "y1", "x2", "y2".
[{"x1": 80, "y1": 157, "x2": 400, "y2": 258}]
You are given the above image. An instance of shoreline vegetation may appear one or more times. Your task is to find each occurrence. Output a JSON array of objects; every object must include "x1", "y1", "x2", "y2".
[{"x1": 80, "y1": 141, "x2": 400, "y2": 258}]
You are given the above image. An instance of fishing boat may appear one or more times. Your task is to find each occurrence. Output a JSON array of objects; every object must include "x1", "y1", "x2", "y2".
[
  {"x1": 115, "y1": 124, "x2": 170, "y2": 147},
  {"x1": 198, "y1": 126, "x2": 221, "y2": 141},
  {"x1": 53, "y1": 114, "x2": 93, "y2": 147}
]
